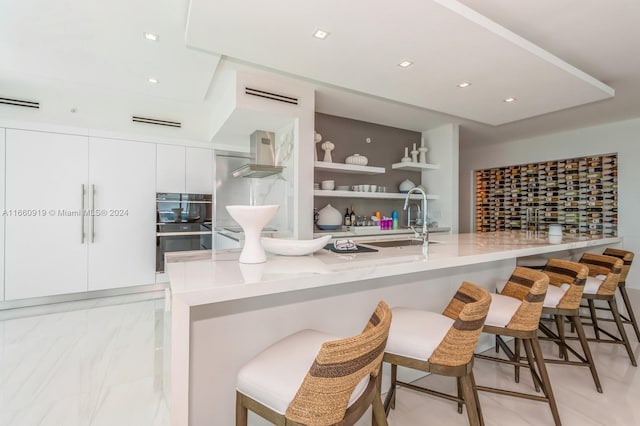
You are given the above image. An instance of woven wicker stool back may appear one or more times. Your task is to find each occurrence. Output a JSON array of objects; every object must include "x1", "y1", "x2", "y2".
[
  {"x1": 498, "y1": 266, "x2": 549, "y2": 332},
  {"x1": 602, "y1": 248, "x2": 634, "y2": 283},
  {"x1": 429, "y1": 281, "x2": 491, "y2": 367},
  {"x1": 285, "y1": 301, "x2": 392, "y2": 425},
  {"x1": 542, "y1": 259, "x2": 589, "y2": 309},
  {"x1": 578, "y1": 253, "x2": 623, "y2": 296}
]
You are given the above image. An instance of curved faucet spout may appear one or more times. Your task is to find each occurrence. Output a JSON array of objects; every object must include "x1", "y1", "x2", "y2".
[{"x1": 403, "y1": 187, "x2": 429, "y2": 245}]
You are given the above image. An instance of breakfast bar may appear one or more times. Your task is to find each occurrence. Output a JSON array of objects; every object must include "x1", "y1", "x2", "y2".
[{"x1": 167, "y1": 231, "x2": 622, "y2": 425}]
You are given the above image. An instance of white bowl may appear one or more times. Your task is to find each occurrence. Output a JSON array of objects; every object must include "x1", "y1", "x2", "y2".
[{"x1": 261, "y1": 235, "x2": 332, "y2": 256}]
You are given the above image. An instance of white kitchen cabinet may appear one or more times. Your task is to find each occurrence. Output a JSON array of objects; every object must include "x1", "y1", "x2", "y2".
[
  {"x1": 0, "y1": 128, "x2": 5, "y2": 301},
  {"x1": 4, "y1": 130, "x2": 157, "y2": 301},
  {"x1": 5, "y1": 129, "x2": 89, "y2": 300},
  {"x1": 88, "y1": 137, "x2": 156, "y2": 291},
  {"x1": 185, "y1": 147, "x2": 213, "y2": 194},
  {"x1": 156, "y1": 144, "x2": 213, "y2": 194},
  {"x1": 156, "y1": 144, "x2": 186, "y2": 193}
]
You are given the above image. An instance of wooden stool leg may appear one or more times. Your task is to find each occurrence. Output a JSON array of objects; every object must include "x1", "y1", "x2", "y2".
[
  {"x1": 619, "y1": 285, "x2": 640, "y2": 342},
  {"x1": 459, "y1": 371, "x2": 481, "y2": 426},
  {"x1": 236, "y1": 392, "x2": 248, "y2": 426},
  {"x1": 587, "y1": 299, "x2": 601, "y2": 339},
  {"x1": 522, "y1": 338, "x2": 541, "y2": 393},
  {"x1": 383, "y1": 363, "x2": 397, "y2": 414},
  {"x1": 372, "y1": 388, "x2": 388, "y2": 426},
  {"x1": 469, "y1": 369, "x2": 484, "y2": 426},
  {"x1": 609, "y1": 298, "x2": 638, "y2": 367},
  {"x1": 514, "y1": 337, "x2": 521, "y2": 383},
  {"x1": 531, "y1": 337, "x2": 562, "y2": 426},
  {"x1": 456, "y1": 377, "x2": 463, "y2": 414},
  {"x1": 570, "y1": 314, "x2": 602, "y2": 393},
  {"x1": 555, "y1": 315, "x2": 569, "y2": 360}
]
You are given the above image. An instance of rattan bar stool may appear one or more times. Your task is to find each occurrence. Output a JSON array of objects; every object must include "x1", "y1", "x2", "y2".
[
  {"x1": 534, "y1": 259, "x2": 602, "y2": 392},
  {"x1": 474, "y1": 267, "x2": 562, "y2": 426},
  {"x1": 576, "y1": 253, "x2": 637, "y2": 366},
  {"x1": 236, "y1": 301, "x2": 392, "y2": 426},
  {"x1": 596, "y1": 249, "x2": 640, "y2": 342},
  {"x1": 383, "y1": 282, "x2": 491, "y2": 426}
]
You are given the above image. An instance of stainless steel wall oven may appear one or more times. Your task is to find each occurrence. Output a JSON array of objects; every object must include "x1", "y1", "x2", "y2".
[{"x1": 156, "y1": 193, "x2": 212, "y2": 272}]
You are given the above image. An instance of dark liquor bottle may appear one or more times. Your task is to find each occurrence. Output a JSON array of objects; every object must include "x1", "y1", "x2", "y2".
[{"x1": 344, "y1": 208, "x2": 351, "y2": 226}]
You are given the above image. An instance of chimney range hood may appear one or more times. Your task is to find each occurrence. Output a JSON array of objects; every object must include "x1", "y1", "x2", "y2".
[{"x1": 232, "y1": 130, "x2": 283, "y2": 178}]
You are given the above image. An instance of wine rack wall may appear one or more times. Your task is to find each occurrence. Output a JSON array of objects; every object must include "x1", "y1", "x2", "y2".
[{"x1": 475, "y1": 154, "x2": 617, "y2": 236}]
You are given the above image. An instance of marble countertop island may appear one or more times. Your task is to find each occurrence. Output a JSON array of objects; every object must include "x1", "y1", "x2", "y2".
[
  {"x1": 167, "y1": 231, "x2": 621, "y2": 425},
  {"x1": 168, "y1": 231, "x2": 621, "y2": 307}
]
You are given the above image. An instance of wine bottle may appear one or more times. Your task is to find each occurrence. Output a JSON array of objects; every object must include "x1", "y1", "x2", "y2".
[
  {"x1": 350, "y1": 206, "x2": 356, "y2": 226},
  {"x1": 344, "y1": 208, "x2": 351, "y2": 226}
]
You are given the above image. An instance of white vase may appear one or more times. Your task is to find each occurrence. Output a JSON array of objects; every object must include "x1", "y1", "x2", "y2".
[
  {"x1": 399, "y1": 179, "x2": 416, "y2": 193},
  {"x1": 316, "y1": 204, "x2": 342, "y2": 230},
  {"x1": 418, "y1": 147, "x2": 428, "y2": 164},
  {"x1": 345, "y1": 154, "x2": 368, "y2": 166},
  {"x1": 226, "y1": 205, "x2": 279, "y2": 264},
  {"x1": 321, "y1": 141, "x2": 334, "y2": 163}
]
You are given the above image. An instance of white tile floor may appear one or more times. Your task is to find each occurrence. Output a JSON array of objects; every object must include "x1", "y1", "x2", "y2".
[
  {"x1": 0, "y1": 294, "x2": 169, "y2": 426},
  {"x1": 0, "y1": 290, "x2": 638, "y2": 425}
]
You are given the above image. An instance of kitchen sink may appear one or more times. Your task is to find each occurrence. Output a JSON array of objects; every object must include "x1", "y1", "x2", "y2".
[{"x1": 365, "y1": 239, "x2": 439, "y2": 248}]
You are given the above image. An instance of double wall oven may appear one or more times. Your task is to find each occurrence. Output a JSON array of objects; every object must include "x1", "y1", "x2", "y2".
[{"x1": 156, "y1": 193, "x2": 212, "y2": 272}]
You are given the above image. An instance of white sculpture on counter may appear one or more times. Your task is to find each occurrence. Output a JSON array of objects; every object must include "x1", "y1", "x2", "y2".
[
  {"x1": 225, "y1": 205, "x2": 279, "y2": 264},
  {"x1": 321, "y1": 141, "x2": 335, "y2": 163}
]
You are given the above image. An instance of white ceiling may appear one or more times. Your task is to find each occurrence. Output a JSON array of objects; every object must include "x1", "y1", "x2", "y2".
[{"x1": 1, "y1": 0, "x2": 639, "y2": 145}]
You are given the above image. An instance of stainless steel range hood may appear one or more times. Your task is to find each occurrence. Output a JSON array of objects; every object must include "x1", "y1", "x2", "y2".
[
  {"x1": 232, "y1": 163, "x2": 283, "y2": 178},
  {"x1": 232, "y1": 130, "x2": 283, "y2": 178}
]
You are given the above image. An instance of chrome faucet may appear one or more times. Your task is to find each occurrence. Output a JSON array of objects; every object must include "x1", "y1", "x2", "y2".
[
  {"x1": 403, "y1": 187, "x2": 429, "y2": 247},
  {"x1": 406, "y1": 202, "x2": 422, "y2": 227}
]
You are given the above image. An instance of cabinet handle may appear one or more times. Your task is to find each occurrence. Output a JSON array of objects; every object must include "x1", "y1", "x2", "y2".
[
  {"x1": 91, "y1": 184, "x2": 95, "y2": 243},
  {"x1": 81, "y1": 184, "x2": 86, "y2": 243}
]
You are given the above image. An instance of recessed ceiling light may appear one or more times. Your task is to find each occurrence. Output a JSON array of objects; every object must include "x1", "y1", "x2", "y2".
[
  {"x1": 398, "y1": 60, "x2": 413, "y2": 68},
  {"x1": 504, "y1": 97, "x2": 517, "y2": 103},
  {"x1": 457, "y1": 82, "x2": 471, "y2": 88},
  {"x1": 313, "y1": 29, "x2": 329, "y2": 39},
  {"x1": 143, "y1": 32, "x2": 159, "y2": 42},
  {"x1": 148, "y1": 77, "x2": 159, "y2": 84}
]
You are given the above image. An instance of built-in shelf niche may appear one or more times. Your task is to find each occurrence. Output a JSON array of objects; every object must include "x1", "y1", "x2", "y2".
[{"x1": 474, "y1": 154, "x2": 617, "y2": 236}]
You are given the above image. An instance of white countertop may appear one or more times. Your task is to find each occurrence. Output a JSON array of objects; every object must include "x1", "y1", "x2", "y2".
[{"x1": 167, "y1": 232, "x2": 621, "y2": 307}]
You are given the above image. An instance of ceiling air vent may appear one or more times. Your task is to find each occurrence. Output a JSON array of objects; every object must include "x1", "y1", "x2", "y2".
[
  {"x1": 132, "y1": 116, "x2": 181, "y2": 128},
  {"x1": 0, "y1": 97, "x2": 39, "y2": 109},
  {"x1": 244, "y1": 87, "x2": 299, "y2": 105}
]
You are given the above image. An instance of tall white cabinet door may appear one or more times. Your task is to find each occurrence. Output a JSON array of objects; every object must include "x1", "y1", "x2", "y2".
[
  {"x1": 185, "y1": 147, "x2": 213, "y2": 194},
  {"x1": 5, "y1": 129, "x2": 89, "y2": 300},
  {"x1": 156, "y1": 144, "x2": 185, "y2": 193},
  {"x1": 88, "y1": 137, "x2": 156, "y2": 290},
  {"x1": 0, "y1": 128, "x2": 5, "y2": 301}
]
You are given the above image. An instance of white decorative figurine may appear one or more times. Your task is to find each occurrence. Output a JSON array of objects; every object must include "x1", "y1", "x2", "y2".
[
  {"x1": 419, "y1": 138, "x2": 428, "y2": 163},
  {"x1": 411, "y1": 143, "x2": 419, "y2": 163},
  {"x1": 321, "y1": 141, "x2": 335, "y2": 163},
  {"x1": 400, "y1": 147, "x2": 411, "y2": 163},
  {"x1": 314, "y1": 131, "x2": 322, "y2": 161}
]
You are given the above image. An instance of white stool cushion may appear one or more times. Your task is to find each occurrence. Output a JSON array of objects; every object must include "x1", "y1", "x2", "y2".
[
  {"x1": 583, "y1": 275, "x2": 607, "y2": 295},
  {"x1": 385, "y1": 308, "x2": 454, "y2": 361},
  {"x1": 543, "y1": 283, "x2": 571, "y2": 308},
  {"x1": 237, "y1": 329, "x2": 369, "y2": 415},
  {"x1": 485, "y1": 294, "x2": 521, "y2": 327}
]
